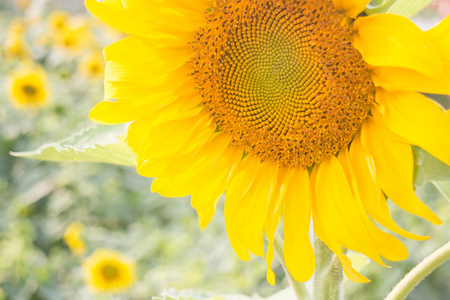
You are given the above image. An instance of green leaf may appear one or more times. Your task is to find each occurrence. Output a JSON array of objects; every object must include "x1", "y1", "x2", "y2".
[
  {"x1": 10, "y1": 124, "x2": 137, "y2": 166},
  {"x1": 413, "y1": 146, "x2": 450, "y2": 201},
  {"x1": 365, "y1": 0, "x2": 433, "y2": 17}
]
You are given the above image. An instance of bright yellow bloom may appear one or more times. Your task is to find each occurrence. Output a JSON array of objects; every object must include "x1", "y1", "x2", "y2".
[
  {"x1": 86, "y1": 0, "x2": 450, "y2": 284},
  {"x1": 79, "y1": 51, "x2": 105, "y2": 79},
  {"x1": 63, "y1": 221, "x2": 87, "y2": 256},
  {"x1": 7, "y1": 65, "x2": 48, "y2": 108},
  {"x1": 83, "y1": 249, "x2": 135, "y2": 293}
]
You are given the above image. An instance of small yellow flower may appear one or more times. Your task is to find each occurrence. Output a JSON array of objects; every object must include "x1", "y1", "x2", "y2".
[
  {"x1": 47, "y1": 11, "x2": 70, "y2": 33},
  {"x1": 79, "y1": 51, "x2": 105, "y2": 79},
  {"x1": 7, "y1": 66, "x2": 48, "y2": 108},
  {"x1": 53, "y1": 25, "x2": 91, "y2": 54},
  {"x1": 83, "y1": 249, "x2": 135, "y2": 293},
  {"x1": 3, "y1": 35, "x2": 28, "y2": 59},
  {"x1": 63, "y1": 221, "x2": 87, "y2": 256},
  {"x1": 3, "y1": 20, "x2": 29, "y2": 59}
]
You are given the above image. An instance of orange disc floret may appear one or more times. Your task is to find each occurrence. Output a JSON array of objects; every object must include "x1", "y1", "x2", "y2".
[{"x1": 190, "y1": 0, "x2": 374, "y2": 168}]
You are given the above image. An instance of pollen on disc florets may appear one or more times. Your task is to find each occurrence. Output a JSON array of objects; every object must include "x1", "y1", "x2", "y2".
[{"x1": 189, "y1": 0, "x2": 375, "y2": 168}]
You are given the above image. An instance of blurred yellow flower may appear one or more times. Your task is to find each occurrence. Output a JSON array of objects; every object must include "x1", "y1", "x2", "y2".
[
  {"x1": 7, "y1": 65, "x2": 48, "y2": 108},
  {"x1": 3, "y1": 20, "x2": 29, "y2": 59},
  {"x1": 83, "y1": 249, "x2": 135, "y2": 293},
  {"x1": 4, "y1": 35, "x2": 28, "y2": 59},
  {"x1": 53, "y1": 24, "x2": 92, "y2": 54},
  {"x1": 47, "y1": 11, "x2": 70, "y2": 33},
  {"x1": 63, "y1": 221, "x2": 87, "y2": 256},
  {"x1": 54, "y1": 28, "x2": 82, "y2": 52},
  {"x1": 79, "y1": 51, "x2": 105, "y2": 79}
]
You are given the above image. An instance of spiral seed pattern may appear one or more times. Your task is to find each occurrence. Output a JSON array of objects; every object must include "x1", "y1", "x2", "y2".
[{"x1": 190, "y1": 0, "x2": 374, "y2": 168}]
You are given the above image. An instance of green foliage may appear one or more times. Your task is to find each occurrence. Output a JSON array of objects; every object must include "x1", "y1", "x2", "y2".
[
  {"x1": 366, "y1": 0, "x2": 434, "y2": 17},
  {"x1": 414, "y1": 146, "x2": 450, "y2": 201},
  {"x1": 11, "y1": 124, "x2": 137, "y2": 167}
]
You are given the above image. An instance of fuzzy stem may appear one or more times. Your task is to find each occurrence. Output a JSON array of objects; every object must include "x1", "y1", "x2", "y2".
[
  {"x1": 312, "y1": 236, "x2": 343, "y2": 300},
  {"x1": 385, "y1": 241, "x2": 450, "y2": 300}
]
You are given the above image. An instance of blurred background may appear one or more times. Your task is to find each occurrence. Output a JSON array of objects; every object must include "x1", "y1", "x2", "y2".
[{"x1": 0, "y1": 0, "x2": 449, "y2": 299}]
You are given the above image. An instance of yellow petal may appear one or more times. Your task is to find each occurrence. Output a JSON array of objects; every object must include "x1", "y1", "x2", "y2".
[
  {"x1": 137, "y1": 110, "x2": 212, "y2": 166},
  {"x1": 85, "y1": 0, "x2": 158, "y2": 39},
  {"x1": 315, "y1": 155, "x2": 386, "y2": 267},
  {"x1": 265, "y1": 243, "x2": 276, "y2": 286},
  {"x1": 332, "y1": 0, "x2": 370, "y2": 19},
  {"x1": 150, "y1": 132, "x2": 232, "y2": 197},
  {"x1": 191, "y1": 145, "x2": 243, "y2": 230},
  {"x1": 373, "y1": 88, "x2": 450, "y2": 166},
  {"x1": 136, "y1": 116, "x2": 215, "y2": 182},
  {"x1": 310, "y1": 165, "x2": 370, "y2": 283},
  {"x1": 224, "y1": 156, "x2": 261, "y2": 261},
  {"x1": 238, "y1": 161, "x2": 279, "y2": 257},
  {"x1": 263, "y1": 167, "x2": 289, "y2": 286},
  {"x1": 349, "y1": 133, "x2": 428, "y2": 241},
  {"x1": 121, "y1": 0, "x2": 208, "y2": 33},
  {"x1": 354, "y1": 14, "x2": 442, "y2": 78},
  {"x1": 103, "y1": 37, "x2": 190, "y2": 83},
  {"x1": 360, "y1": 117, "x2": 442, "y2": 225},
  {"x1": 85, "y1": 0, "x2": 193, "y2": 46},
  {"x1": 92, "y1": 81, "x2": 202, "y2": 125},
  {"x1": 370, "y1": 16, "x2": 450, "y2": 95},
  {"x1": 224, "y1": 157, "x2": 278, "y2": 259},
  {"x1": 339, "y1": 255, "x2": 370, "y2": 283},
  {"x1": 338, "y1": 147, "x2": 408, "y2": 262},
  {"x1": 426, "y1": 15, "x2": 450, "y2": 63},
  {"x1": 370, "y1": 65, "x2": 450, "y2": 95},
  {"x1": 283, "y1": 168, "x2": 315, "y2": 282}
]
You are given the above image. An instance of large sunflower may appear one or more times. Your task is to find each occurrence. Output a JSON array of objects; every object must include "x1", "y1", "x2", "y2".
[{"x1": 86, "y1": 0, "x2": 450, "y2": 283}]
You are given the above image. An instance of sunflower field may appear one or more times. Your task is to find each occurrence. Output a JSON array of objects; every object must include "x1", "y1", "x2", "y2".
[{"x1": 0, "y1": 0, "x2": 449, "y2": 300}]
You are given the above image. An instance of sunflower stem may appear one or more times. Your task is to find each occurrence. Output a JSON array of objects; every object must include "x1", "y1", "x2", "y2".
[
  {"x1": 312, "y1": 235, "x2": 343, "y2": 300},
  {"x1": 273, "y1": 234, "x2": 309, "y2": 300},
  {"x1": 385, "y1": 241, "x2": 450, "y2": 300}
]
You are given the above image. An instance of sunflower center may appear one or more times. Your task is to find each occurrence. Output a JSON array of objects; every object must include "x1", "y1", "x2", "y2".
[
  {"x1": 23, "y1": 84, "x2": 36, "y2": 96},
  {"x1": 190, "y1": 0, "x2": 374, "y2": 168},
  {"x1": 101, "y1": 264, "x2": 119, "y2": 280}
]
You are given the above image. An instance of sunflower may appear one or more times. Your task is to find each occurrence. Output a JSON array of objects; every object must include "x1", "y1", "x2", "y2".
[
  {"x1": 83, "y1": 249, "x2": 135, "y2": 293},
  {"x1": 7, "y1": 65, "x2": 48, "y2": 108},
  {"x1": 86, "y1": 0, "x2": 450, "y2": 284},
  {"x1": 63, "y1": 221, "x2": 87, "y2": 256},
  {"x1": 79, "y1": 50, "x2": 105, "y2": 79}
]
